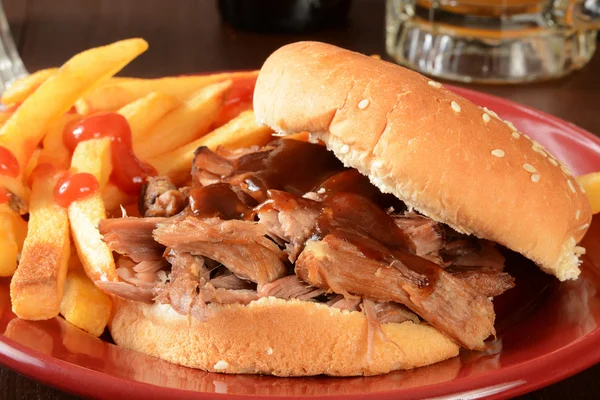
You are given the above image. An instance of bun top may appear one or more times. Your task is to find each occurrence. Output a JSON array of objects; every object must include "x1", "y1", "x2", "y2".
[{"x1": 253, "y1": 41, "x2": 592, "y2": 281}]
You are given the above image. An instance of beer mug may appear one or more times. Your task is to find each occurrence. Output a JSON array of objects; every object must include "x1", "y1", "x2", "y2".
[{"x1": 386, "y1": 0, "x2": 600, "y2": 83}]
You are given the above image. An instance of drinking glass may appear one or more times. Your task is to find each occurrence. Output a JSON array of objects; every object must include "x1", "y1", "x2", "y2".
[
  {"x1": 386, "y1": 0, "x2": 600, "y2": 83},
  {"x1": 0, "y1": 1, "x2": 27, "y2": 93}
]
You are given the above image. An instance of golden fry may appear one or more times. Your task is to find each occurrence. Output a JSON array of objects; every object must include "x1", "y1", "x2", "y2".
[
  {"x1": 0, "y1": 38, "x2": 148, "y2": 207},
  {"x1": 70, "y1": 137, "x2": 113, "y2": 189},
  {"x1": 118, "y1": 91, "x2": 179, "y2": 141},
  {"x1": 22, "y1": 147, "x2": 41, "y2": 187},
  {"x1": 0, "y1": 212, "x2": 19, "y2": 277},
  {"x1": 149, "y1": 110, "x2": 273, "y2": 184},
  {"x1": 1, "y1": 68, "x2": 59, "y2": 105},
  {"x1": 69, "y1": 139, "x2": 118, "y2": 282},
  {"x1": 102, "y1": 182, "x2": 136, "y2": 215},
  {"x1": 134, "y1": 80, "x2": 232, "y2": 160},
  {"x1": 76, "y1": 71, "x2": 258, "y2": 115},
  {"x1": 578, "y1": 172, "x2": 600, "y2": 214},
  {"x1": 39, "y1": 114, "x2": 81, "y2": 170},
  {"x1": 60, "y1": 268, "x2": 112, "y2": 337},
  {"x1": 10, "y1": 166, "x2": 70, "y2": 320},
  {"x1": 0, "y1": 111, "x2": 13, "y2": 125}
]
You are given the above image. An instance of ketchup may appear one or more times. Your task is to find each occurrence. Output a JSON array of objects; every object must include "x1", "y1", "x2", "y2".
[
  {"x1": 0, "y1": 145, "x2": 20, "y2": 178},
  {"x1": 63, "y1": 112, "x2": 156, "y2": 195},
  {"x1": 212, "y1": 76, "x2": 256, "y2": 129},
  {"x1": 0, "y1": 187, "x2": 10, "y2": 205},
  {"x1": 54, "y1": 172, "x2": 100, "y2": 208}
]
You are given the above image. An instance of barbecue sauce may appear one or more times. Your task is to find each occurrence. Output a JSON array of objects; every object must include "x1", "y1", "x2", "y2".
[
  {"x1": 235, "y1": 139, "x2": 345, "y2": 195},
  {"x1": 188, "y1": 183, "x2": 257, "y2": 220},
  {"x1": 191, "y1": 139, "x2": 442, "y2": 288},
  {"x1": 63, "y1": 112, "x2": 156, "y2": 195}
]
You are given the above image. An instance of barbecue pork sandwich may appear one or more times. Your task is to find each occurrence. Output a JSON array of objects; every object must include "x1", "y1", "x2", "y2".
[{"x1": 99, "y1": 42, "x2": 592, "y2": 376}]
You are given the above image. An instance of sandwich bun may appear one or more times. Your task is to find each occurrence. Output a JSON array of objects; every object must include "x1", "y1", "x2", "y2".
[
  {"x1": 253, "y1": 41, "x2": 592, "y2": 281},
  {"x1": 109, "y1": 297, "x2": 459, "y2": 376}
]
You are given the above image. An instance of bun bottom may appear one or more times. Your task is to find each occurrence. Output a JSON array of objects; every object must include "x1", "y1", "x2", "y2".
[{"x1": 109, "y1": 297, "x2": 459, "y2": 376}]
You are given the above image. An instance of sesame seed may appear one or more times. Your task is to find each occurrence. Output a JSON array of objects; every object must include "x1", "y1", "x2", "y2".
[
  {"x1": 560, "y1": 164, "x2": 572, "y2": 176},
  {"x1": 548, "y1": 158, "x2": 558, "y2": 166},
  {"x1": 505, "y1": 120, "x2": 517, "y2": 131},
  {"x1": 266, "y1": 347, "x2": 274, "y2": 355},
  {"x1": 451, "y1": 101, "x2": 461, "y2": 113},
  {"x1": 375, "y1": 268, "x2": 383, "y2": 277},
  {"x1": 339, "y1": 144, "x2": 350, "y2": 154},
  {"x1": 576, "y1": 209, "x2": 581, "y2": 220},
  {"x1": 484, "y1": 107, "x2": 498, "y2": 119},
  {"x1": 317, "y1": 187, "x2": 326, "y2": 194},
  {"x1": 214, "y1": 360, "x2": 229, "y2": 370},
  {"x1": 372, "y1": 160, "x2": 384, "y2": 169},
  {"x1": 531, "y1": 174, "x2": 540, "y2": 183},
  {"x1": 482, "y1": 113, "x2": 491, "y2": 123},
  {"x1": 574, "y1": 246, "x2": 586, "y2": 255},
  {"x1": 577, "y1": 180, "x2": 586, "y2": 193},
  {"x1": 358, "y1": 99, "x2": 370, "y2": 109},
  {"x1": 567, "y1": 179, "x2": 576, "y2": 193},
  {"x1": 491, "y1": 149, "x2": 505, "y2": 157},
  {"x1": 511, "y1": 131, "x2": 520, "y2": 139},
  {"x1": 523, "y1": 163, "x2": 536, "y2": 173},
  {"x1": 428, "y1": 80, "x2": 442, "y2": 88},
  {"x1": 578, "y1": 223, "x2": 590, "y2": 231}
]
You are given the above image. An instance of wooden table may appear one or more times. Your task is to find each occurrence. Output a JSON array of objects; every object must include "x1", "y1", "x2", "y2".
[{"x1": 1, "y1": 0, "x2": 599, "y2": 399}]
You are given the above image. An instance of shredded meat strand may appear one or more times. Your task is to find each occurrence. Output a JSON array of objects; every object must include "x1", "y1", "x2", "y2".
[
  {"x1": 99, "y1": 217, "x2": 168, "y2": 262},
  {"x1": 258, "y1": 275, "x2": 325, "y2": 301},
  {"x1": 153, "y1": 217, "x2": 287, "y2": 285},
  {"x1": 295, "y1": 235, "x2": 496, "y2": 350}
]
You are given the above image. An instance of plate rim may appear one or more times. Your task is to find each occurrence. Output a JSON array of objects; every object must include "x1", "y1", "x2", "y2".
[{"x1": 1, "y1": 84, "x2": 600, "y2": 400}]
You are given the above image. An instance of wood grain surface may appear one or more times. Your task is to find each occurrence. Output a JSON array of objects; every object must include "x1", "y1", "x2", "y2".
[{"x1": 1, "y1": 0, "x2": 599, "y2": 399}]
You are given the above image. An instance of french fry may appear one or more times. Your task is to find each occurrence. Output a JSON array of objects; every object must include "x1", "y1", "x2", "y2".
[
  {"x1": 578, "y1": 172, "x2": 600, "y2": 214},
  {"x1": 0, "y1": 212, "x2": 19, "y2": 277},
  {"x1": 0, "y1": 38, "x2": 148, "y2": 208},
  {"x1": 68, "y1": 138, "x2": 118, "y2": 282},
  {"x1": 75, "y1": 71, "x2": 258, "y2": 115},
  {"x1": 39, "y1": 114, "x2": 81, "y2": 170},
  {"x1": 134, "y1": 80, "x2": 232, "y2": 160},
  {"x1": 71, "y1": 137, "x2": 112, "y2": 190},
  {"x1": 1, "y1": 68, "x2": 59, "y2": 105},
  {"x1": 0, "y1": 203, "x2": 29, "y2": 276},
  {"x1": 60, "y1": 267, "x2": 112, "y2": 337},
  {"x1": 118, "y1": 91, "x2": 179, "y2": 141},
  {"x1": 102, "y1": 182, "x2": 136, "y2": 215},
  {"x1": 22, "y1": 147, "x2": 41, "y2": 187},
  {"x1": 149, "y1": 110, "x2": 273, "y2": 184},
  {"x1": 0, "y1": 111, "x2": 13, "y2": 125},
  {"x1": 10, "y1": 166, "x2": 70, "y2": 319}
]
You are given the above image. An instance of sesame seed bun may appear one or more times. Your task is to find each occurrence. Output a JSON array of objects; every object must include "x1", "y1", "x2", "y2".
[
  {"x1": 253, "y1": 41, "x2": 592, "y2": 281},
  {"x1": 109, "y1": 297, "x2": 459, "y2": 376}
]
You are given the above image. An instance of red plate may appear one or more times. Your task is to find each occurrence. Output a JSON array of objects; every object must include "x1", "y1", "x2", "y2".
[{"x1": 1, "y1": 85, "x2": 600, "y2": 399}]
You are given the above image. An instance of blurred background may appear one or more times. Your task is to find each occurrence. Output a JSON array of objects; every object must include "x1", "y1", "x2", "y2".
[{"x1": 2, "y1": 0, "x2": 599, "y2": 134}]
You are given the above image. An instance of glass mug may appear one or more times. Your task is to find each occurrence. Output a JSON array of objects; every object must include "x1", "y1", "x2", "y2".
[{"x1": 386, "y1": 0, "x2": 600, "y2": 83}]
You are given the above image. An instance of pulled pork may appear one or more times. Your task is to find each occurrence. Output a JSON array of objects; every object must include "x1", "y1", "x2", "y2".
[{"x1": 99, "y1": 139, "x2": 514, "y2": 350}]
